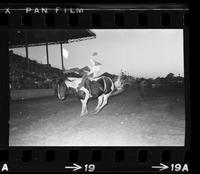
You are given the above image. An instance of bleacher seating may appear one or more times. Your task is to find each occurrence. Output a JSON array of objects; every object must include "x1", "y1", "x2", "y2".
[{"x1": 9, "y1": 51, "x2": 64, "y2": 90}]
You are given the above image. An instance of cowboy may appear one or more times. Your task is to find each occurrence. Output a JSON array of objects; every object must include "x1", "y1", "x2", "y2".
[{"x1": 76, "y1": 53, "x2": 102, "y2": 92}]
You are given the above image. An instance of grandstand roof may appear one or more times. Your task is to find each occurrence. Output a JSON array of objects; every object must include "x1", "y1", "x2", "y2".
[{"x1": 9, "y1": 29, "x2": 96, "y2": 48}]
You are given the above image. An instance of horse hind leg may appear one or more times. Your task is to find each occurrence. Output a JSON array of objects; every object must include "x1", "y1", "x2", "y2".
[
  {"x1": 94, "y1": 77, "x2": 114, "y2": 114},
  {"x1": 94, "y1": 93, "x2": 111, "y2": 114},
  {"x1": 93, "y1": 95, "x2": 104, "y2": 114}
]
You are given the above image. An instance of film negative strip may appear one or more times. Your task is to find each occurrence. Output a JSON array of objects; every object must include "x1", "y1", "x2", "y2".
[{"x1": 0, "y1": 3, "x2": 190, "y2": 173}]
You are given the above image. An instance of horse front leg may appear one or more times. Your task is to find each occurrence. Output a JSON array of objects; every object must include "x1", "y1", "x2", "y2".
[
  {"x1": 80, "y1": 100, "x2": 88, "y2": 116},
  {"x1": 80, "y1": 95, "x2": 89, "y2": 116}
]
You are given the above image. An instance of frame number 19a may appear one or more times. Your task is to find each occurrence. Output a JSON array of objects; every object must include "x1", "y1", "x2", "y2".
[
  {"x1": 152, "y1": 163, "x2": 189, "y2": 172},
  {"x1": 171, "y1": 164, "x2": 189, "y2": 172}
]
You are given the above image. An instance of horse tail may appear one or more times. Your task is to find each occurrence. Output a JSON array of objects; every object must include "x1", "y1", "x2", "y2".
[{"x1": 111, "y1": 75, "x2": 124, "y2": 96}]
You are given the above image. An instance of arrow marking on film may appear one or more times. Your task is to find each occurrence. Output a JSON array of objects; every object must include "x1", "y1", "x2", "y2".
[
  {"x1": 152, "y1": 163, "x2": 169, "y2": 171},
  {"x1": 65, "y1": 163, "x2": 82, "y2": 171}
]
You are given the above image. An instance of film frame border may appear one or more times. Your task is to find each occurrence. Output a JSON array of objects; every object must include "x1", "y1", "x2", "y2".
[{"x1": 0, "y1": 3, "x2": 190, "y2": 172}]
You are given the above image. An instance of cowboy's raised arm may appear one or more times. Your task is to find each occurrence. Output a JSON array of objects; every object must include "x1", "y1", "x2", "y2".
[{"x1": 90, "y1": 58, "x2": 95, "y2": 67}]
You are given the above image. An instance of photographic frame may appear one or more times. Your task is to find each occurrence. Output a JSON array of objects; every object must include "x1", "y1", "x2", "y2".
[{"x1": 0, "y1": 3, "x2": 190, "y2": 172}]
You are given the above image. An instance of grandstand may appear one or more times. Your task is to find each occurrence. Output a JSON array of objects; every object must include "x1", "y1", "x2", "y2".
[
  {"x1": 9, "y1": 29, "x2": 96, "y2": 92},
  {"x1": 9, "y1": 29, "x2": 96, "y2": 70},
  {"x1": 9, "y1": 51, "x2": 63, "y2": 90}
]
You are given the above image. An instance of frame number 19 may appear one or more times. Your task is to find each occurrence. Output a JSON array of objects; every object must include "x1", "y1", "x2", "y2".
[{"x1": 84, "y1": 164, "x2": 95, "y2": 172}]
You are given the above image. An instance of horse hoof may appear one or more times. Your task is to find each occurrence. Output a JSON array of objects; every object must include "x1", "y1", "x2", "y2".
[
  {"x1": 93, "y1": 110, "x2": 100, "y2": 115},
  {"x1": 80, "y1": 112, "x2": 88, "y2": 117},
  {"x1": 90, "y1": 110, "x2": 96, "y2": 115}
]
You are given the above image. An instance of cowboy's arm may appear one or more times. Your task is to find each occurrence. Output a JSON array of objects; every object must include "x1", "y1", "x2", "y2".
[{"x1": 90, "y1": 58, "x2": 95, "y2": 66}]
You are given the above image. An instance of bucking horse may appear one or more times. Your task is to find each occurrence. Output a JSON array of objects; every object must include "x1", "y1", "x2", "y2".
[{"x1": 56, "y1": 74, "x2": 124, "y2": 116}]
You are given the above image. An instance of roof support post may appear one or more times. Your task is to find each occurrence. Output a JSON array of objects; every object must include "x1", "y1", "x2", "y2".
[
  {"x1": 25, "y1": 44, "x2": 29, "y2": 71},
  {"x1": 46, "y1": 43, "x2": 50, "y2": 66},
  {"x1": 25, "y1": 30, "x2": 30, "y2": 71},
  {"x1": 60, "y1": 43, "x2": 64, "y2": 70}
]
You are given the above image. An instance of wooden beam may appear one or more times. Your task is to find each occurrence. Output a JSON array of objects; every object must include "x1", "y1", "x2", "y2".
[
  {"x1": 25, "y1": 30, "x2": 29, "y2": 71},
  {"x1": 46, "y1": 43, "x2": 49, "y2": 65},
  {"x1": 25, "y1": 43, "x2": 29, "y2": 71}
]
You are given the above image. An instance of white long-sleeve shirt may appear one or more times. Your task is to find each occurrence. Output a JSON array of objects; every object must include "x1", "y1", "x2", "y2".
[{"x1": 88, "y1": 58, "x2": 101, "y2": 78}]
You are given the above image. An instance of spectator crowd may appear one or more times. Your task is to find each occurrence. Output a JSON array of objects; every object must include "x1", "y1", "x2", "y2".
[{"x1": 9, "y1": 51, "x2": 63, "y2": 90}]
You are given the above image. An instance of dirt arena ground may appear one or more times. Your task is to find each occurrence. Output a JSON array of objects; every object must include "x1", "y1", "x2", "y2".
[{"x1": 9, "y1": 87, "x2": 185, "y2": 146}]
